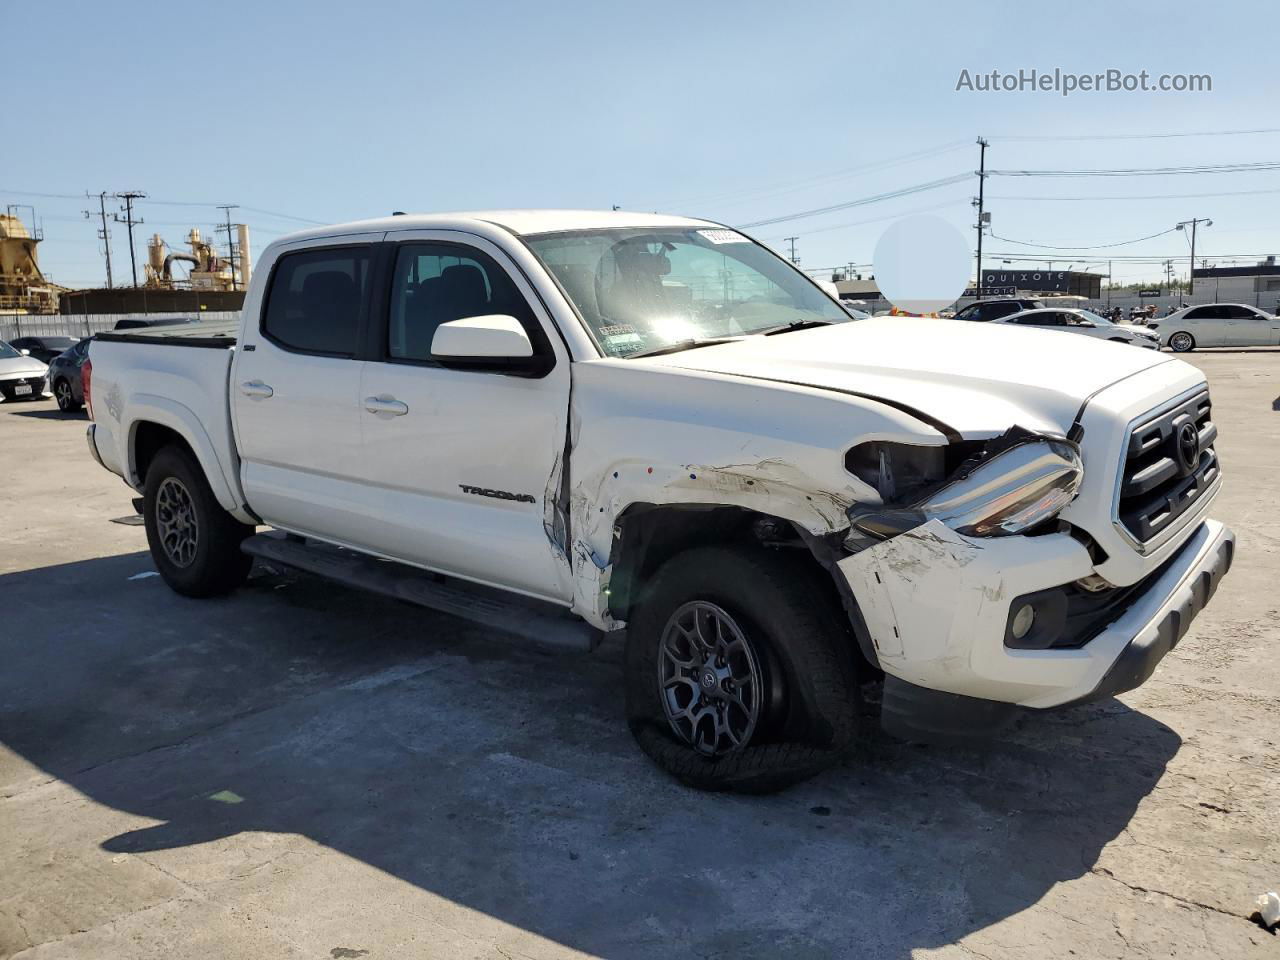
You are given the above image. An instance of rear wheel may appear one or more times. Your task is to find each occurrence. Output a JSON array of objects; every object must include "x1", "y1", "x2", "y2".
[
  {"x1": 625, "y1": 547, "x2": 861, "y2": 793},
  {"x1": 143, "y1": 445, "x2": 254, "y2": 597},
  {"x1": 54, "y1": 378, "x2": 81, "y2": 412},
  {"x1": 1169, "y1": 331, "x2": 1195, "y2": 352}
]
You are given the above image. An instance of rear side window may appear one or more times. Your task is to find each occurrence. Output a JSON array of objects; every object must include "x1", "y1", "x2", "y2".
[
  {"x1": 263, "y1": 247, "x2": 370, "y2": 356},
  {"x1": 386, "y1": 242, "x2": 537, "y2": 363}
]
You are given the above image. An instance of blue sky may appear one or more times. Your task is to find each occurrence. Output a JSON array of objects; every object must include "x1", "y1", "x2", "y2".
[{"x1": 10, "y1": 0, "x2": 1279, "y2": 288}]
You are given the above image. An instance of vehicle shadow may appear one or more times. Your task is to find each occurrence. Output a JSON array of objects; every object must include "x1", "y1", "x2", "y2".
[
  {"x1": 7, "y1": 407, "x2": 86, "y2": 420},
  {"x1": 0, "y1": 552, "x2": 1180, "y2": 959}
]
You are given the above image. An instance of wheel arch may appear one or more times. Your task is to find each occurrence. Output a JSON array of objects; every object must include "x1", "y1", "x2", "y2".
[
  {"x1": 606, "y1": 502, "x2": 880, "y2": 673},
  {"x1": 126, "y1": 398, "x2": 252, "y2": 522}
]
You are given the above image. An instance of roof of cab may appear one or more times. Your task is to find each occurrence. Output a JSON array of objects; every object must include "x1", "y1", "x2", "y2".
[{"x1": 273, "y1": 209, "x2": 720, "y2": 245}]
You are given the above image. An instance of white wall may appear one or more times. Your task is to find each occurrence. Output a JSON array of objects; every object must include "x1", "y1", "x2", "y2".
[{"x1": 0, "y1": 312, "x2": 241, "y2": 342}]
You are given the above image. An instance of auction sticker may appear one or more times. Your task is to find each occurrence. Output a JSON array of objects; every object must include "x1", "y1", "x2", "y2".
[
  {"x1": 696, "y1": 229, "x2": 749, "y2": 245},
  {"x1": 599, "y1": 323, "x2": 643, "y2": 354}
]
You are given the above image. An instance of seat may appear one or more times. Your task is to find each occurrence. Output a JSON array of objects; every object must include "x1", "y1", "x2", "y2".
[{"x1": 295, "y1": 271, "x2": 358, "y2": 353}]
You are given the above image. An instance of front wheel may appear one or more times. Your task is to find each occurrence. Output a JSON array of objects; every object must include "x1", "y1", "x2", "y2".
[
  {"x1": 624, "y1": 547, "x2": 861, "y2": 793},
  {"x1": 1169, "y1": 331, "x2": 1195, "y2": 352},
  {"x1": 143, "y1": 445, "x2": 254, "y2": 597}
]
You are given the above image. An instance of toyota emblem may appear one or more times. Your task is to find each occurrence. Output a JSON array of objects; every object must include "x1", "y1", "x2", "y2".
[{"x1": 1175, "y1": 422, "x2": 1200, "y2": 475}]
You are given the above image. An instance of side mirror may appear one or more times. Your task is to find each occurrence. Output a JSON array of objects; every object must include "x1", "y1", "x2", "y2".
[
  {"x1": 431, "y1": 315, "x2": 550, "y2": 376},
  {"x1": 18, "y1": 348, "x2": 30, "y2": 356}
]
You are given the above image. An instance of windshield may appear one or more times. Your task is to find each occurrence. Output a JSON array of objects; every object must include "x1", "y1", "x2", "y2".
[
  {"x1": 524, "y1": 227, "x2": 849, "y2": 357},
  {"x1": 1078, "y1": 310, "x2": 1113, "y2": 326},
  {"x1": 0, "y1": 341, "x2": 21, "y2": 360},
  {"x1": 43, "y1": 337, "x2": 77, "y2": 350}
]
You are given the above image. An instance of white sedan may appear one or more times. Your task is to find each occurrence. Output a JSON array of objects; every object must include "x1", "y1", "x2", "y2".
[
  {"x1": 992, "y1": 308, "x2": 1162, "y2": 349},
  {"x1": 1148, "y1": 303, "x2": 1280, "y2": 352},
  {"x1": 0, "y1": 339, "x2": 51, "y2": 402}
]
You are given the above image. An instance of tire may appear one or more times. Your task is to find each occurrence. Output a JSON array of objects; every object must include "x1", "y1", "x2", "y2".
[
  {"x1": 143, "y1": 445, "x2": 254, "y2": 597},
  {"x1": 1169, "y1": 331, "x2": 1195, "y2": 353},
  {"x1": 54, "y1": 378, "x2": 81, "y2": 412},
  {"x1": 624, "y1": 546, "x2": 861, "y2": 793}
]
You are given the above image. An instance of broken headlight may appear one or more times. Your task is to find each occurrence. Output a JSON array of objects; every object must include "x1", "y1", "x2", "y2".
[{"x1": 844, "y1": 435, "x2": 1083, "y2": 548}]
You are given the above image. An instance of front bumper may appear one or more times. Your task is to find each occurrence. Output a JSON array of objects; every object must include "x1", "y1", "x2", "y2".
[
  {"x1": 838, "y1": 516, "x2": 1234, "y2": 711},
  {"x1": 0, "y1": 375, "x2": 48, "y2": 401}
]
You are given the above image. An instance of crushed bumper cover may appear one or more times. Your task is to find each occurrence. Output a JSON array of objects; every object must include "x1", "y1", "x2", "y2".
[{"x1": 838, "y1": 516, "x2": 1235, "y2": 738}]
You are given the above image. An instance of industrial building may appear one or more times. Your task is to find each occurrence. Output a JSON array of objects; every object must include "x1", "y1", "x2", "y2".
[{"x1": 1191, "y1": 257, "x2": 1280, "y2": 312}]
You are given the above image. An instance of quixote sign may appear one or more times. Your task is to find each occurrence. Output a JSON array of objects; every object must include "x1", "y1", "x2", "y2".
[{"x1": 982, "y1": 270, "x2": 1070, "y2": 292}]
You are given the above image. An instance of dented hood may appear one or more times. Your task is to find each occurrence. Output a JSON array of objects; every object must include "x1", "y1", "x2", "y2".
[{"x1": 642, "y1": 316, "x2": 1175, "y2": 438}]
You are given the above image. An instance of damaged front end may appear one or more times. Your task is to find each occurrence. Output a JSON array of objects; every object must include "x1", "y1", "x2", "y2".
[{"x1": 842, "y1": 427, "x2": 1083, "y2": 553}]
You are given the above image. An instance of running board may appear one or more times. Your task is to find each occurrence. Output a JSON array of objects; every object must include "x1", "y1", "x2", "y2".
[{"x1": 241, "y1": 532, "x2": 601, "y2": 652}]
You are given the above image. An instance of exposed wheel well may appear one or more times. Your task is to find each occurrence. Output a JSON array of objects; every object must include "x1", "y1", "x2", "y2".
[
  {"x1": 606, "y1": 503, "x2": 880, "y2": 674},
  {"x1": 132, "y1": 422, "x2": 195, "y2": 487}
]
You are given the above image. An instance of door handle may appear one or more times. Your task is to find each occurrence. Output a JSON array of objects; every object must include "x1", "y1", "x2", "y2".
[
  {"x1": 240, "y1": 380, "x2": 274, "y2": 399},
  {"x1": 363, "y1": 395, "x2": 409, "y2": 418}
]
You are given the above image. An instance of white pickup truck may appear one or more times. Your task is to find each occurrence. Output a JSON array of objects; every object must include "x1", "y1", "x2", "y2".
[{"x1": 85, "y1": 210, "x2": 1234, "y2": 792}]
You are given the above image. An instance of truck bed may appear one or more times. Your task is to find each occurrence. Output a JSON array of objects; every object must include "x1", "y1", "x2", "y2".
[{"x1": 94, "y1": 318, "x2": 239, "y2": 348}]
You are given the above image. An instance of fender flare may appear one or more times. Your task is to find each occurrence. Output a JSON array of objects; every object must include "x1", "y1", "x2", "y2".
[{"x1": 124, "y1": 394, "x2": 251, "y2": 520}]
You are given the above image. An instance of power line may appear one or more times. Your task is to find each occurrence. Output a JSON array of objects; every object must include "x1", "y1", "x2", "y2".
[
  {"x1": 737, "y1": 173, "x2": 972, "y2": 229},
  {"x1": 988, "y1": 161, "x2": 1280, "y2": 178},
  {"x1": 664, "y1": 139, "x2": 971, "y2": 210},
  {"x1": 989, "y1": 186, "x2": 1280, "y2": 202},
  {"x1": 757, "y1": 196, "x2": 970, "y2": 240},
  {"x1": 986, "y1": 226, "x2": 1179, "y2": 250},
  {"x1": 0, "y1": 188, "x2": 325, "y2": 224},
  {"x1": 990, "y1": 127, "x2": 1280, "y2": 143}
]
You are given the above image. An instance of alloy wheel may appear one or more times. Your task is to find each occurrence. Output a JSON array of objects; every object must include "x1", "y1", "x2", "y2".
[
  {"x1": 657, "y1": 601, "x2": 764, "y2": 757},
  {"x1": 55, "y1": 380, "x2": 72, "y2": 410},
  {"x1": 156, "y1": 477, "x2": 199, "y2": 568}
]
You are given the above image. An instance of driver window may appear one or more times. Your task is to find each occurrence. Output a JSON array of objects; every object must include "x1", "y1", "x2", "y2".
[{"x1": 386, "y1": 243, "x2": 536, "y2": 362}]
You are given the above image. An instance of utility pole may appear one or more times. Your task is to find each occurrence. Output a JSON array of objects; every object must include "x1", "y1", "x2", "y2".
[
  {"x1": 1175, "y1": 217, "x2": 1212, "y2": 306},
  {"x1": 113, "y1": 191, "x2": 146, "y2": 286},
  {"x1": 973, "y1": 137, "x2": 989, "y2": 299},
  {"x1": 784, "y1": 236, "x2": 799, "y2": 264},
  {"x1": 84, "y1": 192, "x2": 114, "y2": 289},
  {"x1": 1107, "y1": 259, "x2": 1112, "y2": 309},
  {"x1": 217, "y1": 204, "x2": 240, "y2": 291}
]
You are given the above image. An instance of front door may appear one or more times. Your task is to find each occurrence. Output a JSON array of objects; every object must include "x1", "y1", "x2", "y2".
[
  {"x1": 354, "y1": 232, "x2": 573, "y2": 602},
  {"x1": 1223, "y1": 305, "x2": 1277, "y2": 346},
  {"x1": 231, "y1": 235, "x2": 382, "y2": 545}
]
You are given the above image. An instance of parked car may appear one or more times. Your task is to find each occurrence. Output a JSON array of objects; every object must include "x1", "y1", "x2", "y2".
[
  {"x1": 0, "y1": 339, "x2": 50, "y2": 402},
  {"x1": 8, "y1": 335, "x2": 79, "y2": 364},
  {"x1": 84, "y1": 210, "x2": 1234, "y2": 793},
  {"x1": 1149, "y1": 303, "x2": 1280, "y2": 352},
  {"x1": 45, "y1": 337, "x2": 93, "y2": 412},
  {"x1": 952, "y1": 298, "x2": 1045, "y2": 323},
  {"x1": 112, "y1": 317, "x2": 199, "y2": 331},
  {"x1": 995, "y1": 308, "x2": 1162, "y2": 349}
]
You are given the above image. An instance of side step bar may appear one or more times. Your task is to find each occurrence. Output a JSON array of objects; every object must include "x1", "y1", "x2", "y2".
[{"x1": 241, "y1": 532, "x2": 601, "y2": 652}]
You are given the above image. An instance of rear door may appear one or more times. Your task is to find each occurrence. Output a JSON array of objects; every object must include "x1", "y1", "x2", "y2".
[
  {"x1": 353, "y1": 231, "x2": 573, "y2": 602},
  {"x1": 231, "y1": 234, "x2": 382, "y2": 544},
  {"x1": 1181, "y1": 306, "x2": 1226, "y2": 346}
]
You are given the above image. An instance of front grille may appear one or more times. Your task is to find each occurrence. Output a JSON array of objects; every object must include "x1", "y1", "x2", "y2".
[
  {"x1": 1117, "y1": 390, "x2": 1218, "y2": 545},
  {"x1": 0, "y1": 376, "x2": 45, "y2": 400}
]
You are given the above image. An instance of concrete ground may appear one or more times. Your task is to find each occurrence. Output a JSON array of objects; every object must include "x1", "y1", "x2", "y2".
[{"x1": 1, "y1": 351, "x2": 1277, "y2": 960}]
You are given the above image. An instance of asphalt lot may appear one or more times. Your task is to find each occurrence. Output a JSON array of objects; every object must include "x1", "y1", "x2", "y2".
[{"x1": 2, "y1": 351, "x2": 1278, "y2": 960}]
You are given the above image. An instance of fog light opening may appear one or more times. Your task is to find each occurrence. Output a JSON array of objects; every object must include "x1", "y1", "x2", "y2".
[{"x1": 1010, "y1": 603, "x2": 1036, "y2": 641}]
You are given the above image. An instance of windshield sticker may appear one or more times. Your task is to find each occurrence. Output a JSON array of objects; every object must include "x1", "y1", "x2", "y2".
[
  {"x1": 696, "y1": 229, "x2": 750, "y2": 245},
  {"x1": 599, "y1": 323, "x2": 643, "y2": 355}
]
